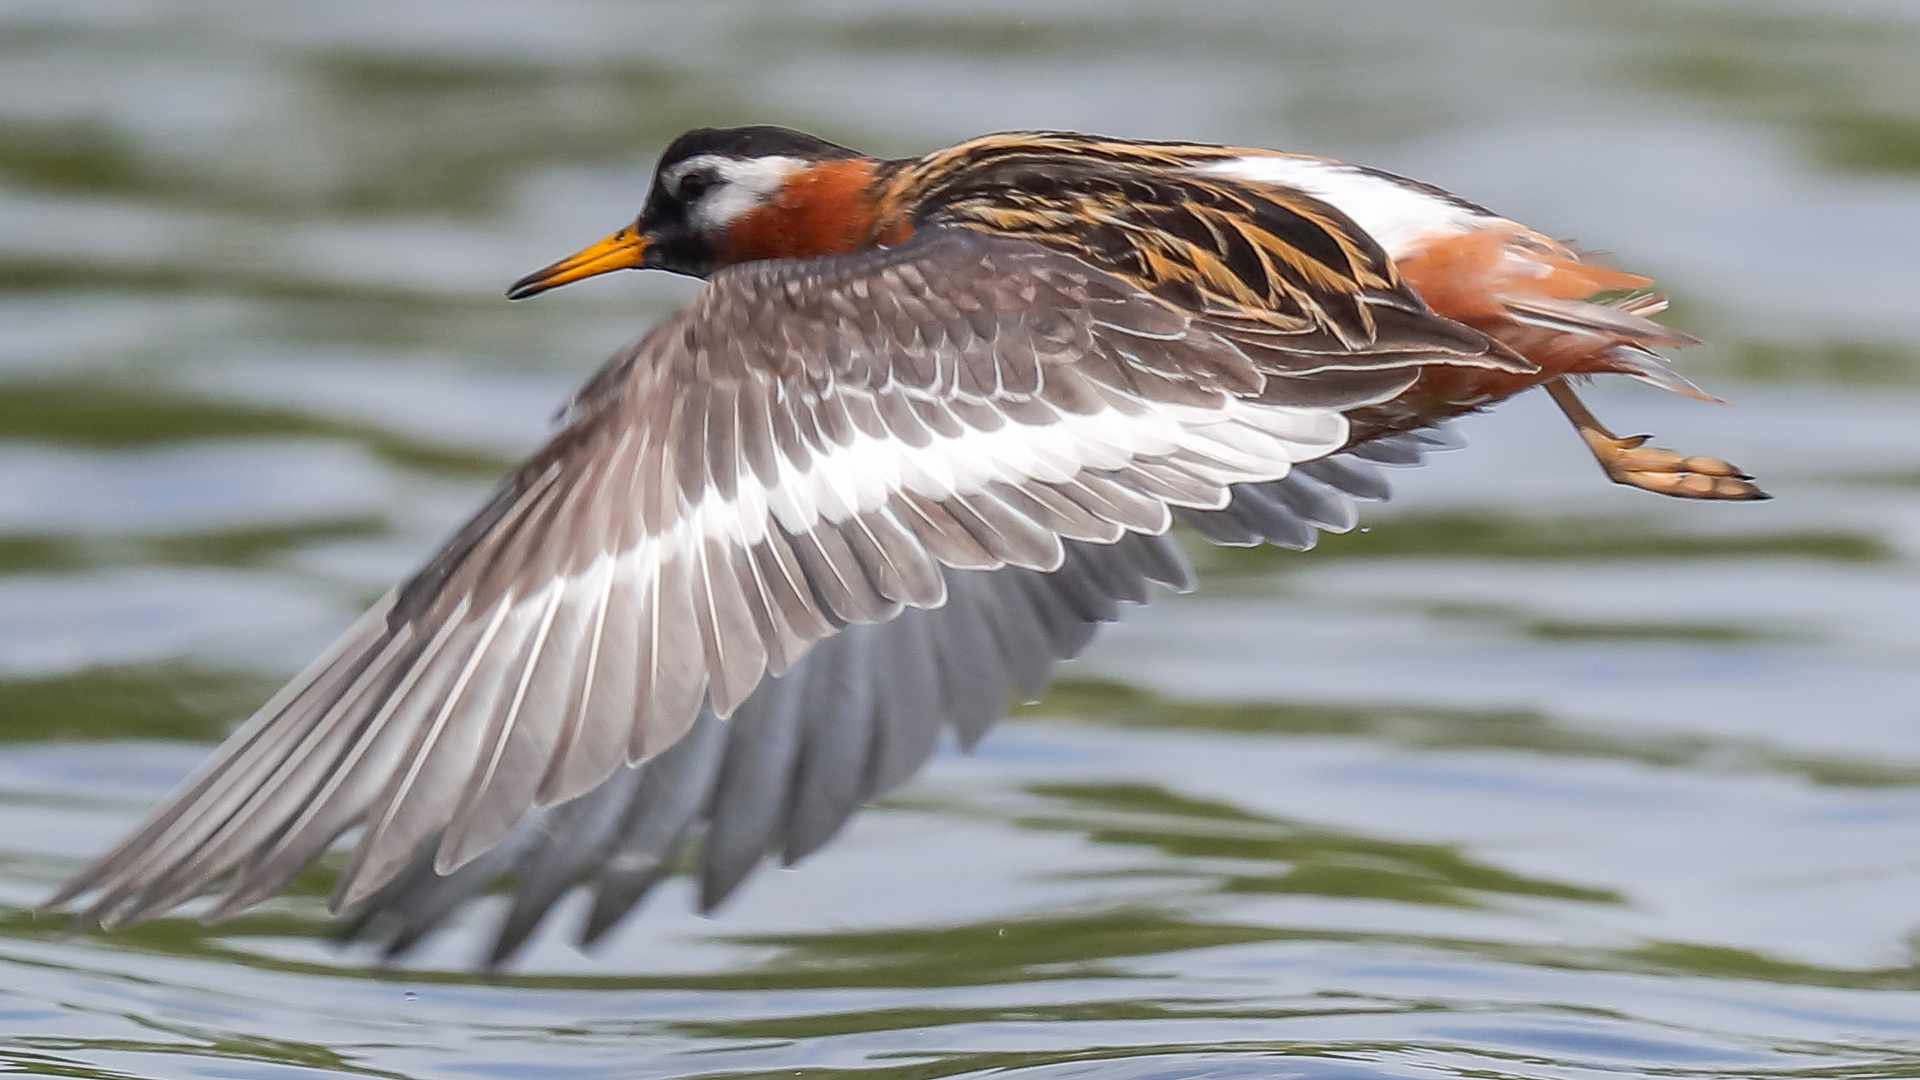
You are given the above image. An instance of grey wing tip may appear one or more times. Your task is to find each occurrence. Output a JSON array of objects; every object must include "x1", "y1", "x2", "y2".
[
  {"x1": 38, "y1": 877, "x2": 88, "y2": 912},
  {"x1": 1407, "y1": 420, "x2": 1464, "y2": 452},
  {"x1": 1179, "y1": 428, "x2": 1468, "y2": 553},
  {"x1": 112, "y1": 524, "x2": 1219, "y2": 967}
]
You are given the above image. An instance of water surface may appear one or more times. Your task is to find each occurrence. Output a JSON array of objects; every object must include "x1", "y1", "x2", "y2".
[{"x1": 2, "y1": 2, "x2": 1919, "y2": 1077}]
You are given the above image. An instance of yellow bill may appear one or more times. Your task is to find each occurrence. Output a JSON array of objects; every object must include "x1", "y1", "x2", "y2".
[{"x1": 506, "y1": 224, "x2": 649, "y2": 300}]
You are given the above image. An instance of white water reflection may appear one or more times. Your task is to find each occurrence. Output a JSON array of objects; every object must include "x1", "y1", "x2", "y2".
[
  {"x1": 0, "y1": 568, "x2": 338, "y2": 676},
  {"x1": 0, "y1": 441, "x2": 389, "y2": 534}
]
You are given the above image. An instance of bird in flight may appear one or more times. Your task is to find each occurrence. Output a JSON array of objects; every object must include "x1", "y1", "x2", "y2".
[{"x1": 47, "y1": 126, "x2": 1764, "y2": 966}]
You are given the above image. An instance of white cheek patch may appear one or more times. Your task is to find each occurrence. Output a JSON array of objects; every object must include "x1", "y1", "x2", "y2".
[{"x1": 663, "y1": 154, "x2": 809, "y2": 231}]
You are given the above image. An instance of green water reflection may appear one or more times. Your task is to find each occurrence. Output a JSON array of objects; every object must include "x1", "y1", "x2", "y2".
[
  {"x1": 1197, "y1": 514, "x2": 1893, "y2": 569},
  {"x1": 1029, "y1": 679, "x2": 1920, "y2": 789},
  {"x1": 0, "y1": 380, "x2": 509, "y2": 475},
  {"x1": 1626, "y1": 5, "x2": 1920, "y2": 175}
]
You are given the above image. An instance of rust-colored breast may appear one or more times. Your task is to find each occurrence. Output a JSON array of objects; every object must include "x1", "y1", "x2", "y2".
[{"x1": 722, "y1": 159, "x2": 912, "y2": 264}]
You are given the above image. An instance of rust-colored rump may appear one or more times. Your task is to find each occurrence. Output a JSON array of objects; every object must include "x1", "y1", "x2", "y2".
[{"x1": 1349, "y1": 225, "x2": 1666, "y2": 444}]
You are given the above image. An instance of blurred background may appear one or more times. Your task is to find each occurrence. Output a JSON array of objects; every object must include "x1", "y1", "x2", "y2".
[{"x1": 2, "y1": 1, "x2": 1919, "y2": 1077}]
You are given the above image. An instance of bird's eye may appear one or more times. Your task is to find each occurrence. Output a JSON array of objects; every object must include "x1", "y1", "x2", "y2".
[{"x1": 676, "y1": 171, "x2": 719, "y2": 203}]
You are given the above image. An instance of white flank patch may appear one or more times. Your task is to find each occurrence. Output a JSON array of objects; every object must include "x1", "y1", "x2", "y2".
[{"x1": 1197, "y1": 154, "x2": 1496, "y2": 256}]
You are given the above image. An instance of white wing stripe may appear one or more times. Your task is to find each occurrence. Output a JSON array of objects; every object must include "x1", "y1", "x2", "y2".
[{"x1": 703, "y1": 394, "x2": 1347, "y2": 546}]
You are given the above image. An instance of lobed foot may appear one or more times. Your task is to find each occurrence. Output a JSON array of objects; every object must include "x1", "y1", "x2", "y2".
[
  {"x1": 1543, "y1": 377, "x2": 1768, "y2": 501},
  {"x1": 1589, "y1": 433, "x2": 1769, "y2": 501}
]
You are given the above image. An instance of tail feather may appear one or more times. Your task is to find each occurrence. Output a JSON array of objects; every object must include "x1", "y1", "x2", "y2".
[
  {"x1": 1497, "y1": 292, "x2": 1698, "y2": 350},
  {"x1": 1599, "y1": 345, "x2": 1721, "y2": 403},
  {"x1": 1494, "y1": 290, "x2": 1718, "y2": 403}
]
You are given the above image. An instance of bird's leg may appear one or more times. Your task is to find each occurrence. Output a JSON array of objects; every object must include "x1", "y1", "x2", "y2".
[{"x1": 1542, "y1": 377, "x2": 1767, "y2": 500}]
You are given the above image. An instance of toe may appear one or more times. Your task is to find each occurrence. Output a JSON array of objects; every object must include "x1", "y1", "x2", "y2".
[
  {"x1": 1615, "y1": 464, "x2": 1768, "y2": 500},
  {"x1": 1602, "y1": 442, "x2": 1768, "y2": 500}
]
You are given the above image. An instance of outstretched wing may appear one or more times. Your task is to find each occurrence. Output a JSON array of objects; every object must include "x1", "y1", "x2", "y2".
[
  {"x1": 49, "y1": 227, "x2": 1517, "y2": 935},
  {"x1": 344, "y1": 427, "x2": 1460, "y2": 968}
]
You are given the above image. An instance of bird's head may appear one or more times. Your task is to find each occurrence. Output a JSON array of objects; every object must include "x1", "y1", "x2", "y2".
[{"x1": 507, "y1": 125, "x2": 883, "y2": 299}]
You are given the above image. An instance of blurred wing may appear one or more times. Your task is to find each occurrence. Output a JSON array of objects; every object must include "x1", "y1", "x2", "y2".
[{"x1": 48, "y1": 227, "x2": 1507, "y2": 933}]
